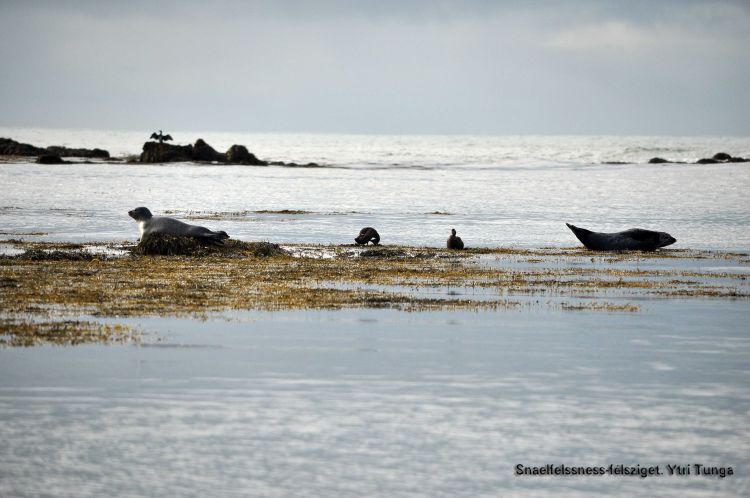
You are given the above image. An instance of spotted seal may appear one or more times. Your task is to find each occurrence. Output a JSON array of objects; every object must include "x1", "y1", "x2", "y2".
[
  {"x1": 128, "y1": 207, "x2": 230, "y2": 243},
  {"x1": 355, "y1": 227, "x2": 380, "y2": 245},
  {"x1": 566, "y1": 223, "x2": 676, "y2": 251},
  {"x1": 447, "y1": 228, "x2": 464, "y2": 250}
]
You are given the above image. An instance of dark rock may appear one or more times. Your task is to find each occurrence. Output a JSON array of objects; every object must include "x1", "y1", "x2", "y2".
[
  {"x1": 45, "y1": 145, "x2": 110, "y2": 159},
  {"x1": 696, "y1": 158, "x2": 719, "y2": 164},
  {"x1": 0, "y1": 137, "x2": 46, "y2": 156},
  {"x1": 140, "y1": 142, "x2": 193, "y2": 163},
  {"x1": 36, "y1": 154, "x2": 65, "y2": 164},
  {"x1": 713, "y1": 152, "x2": 732, "y2": 161},
  {"x1": 192, "y1": 139, "x2": 226, "y2": 162},
  {"x1": 648, "y1": 157, "x2": 671, "y2": 164},
  {"x1": 728, "y1": 156, "x2": 748, "y2": 163},
  {"x1": 225, "y1": 144, "x2": 267, "y2": 165},
  {"x1": 1, "y1": 138, "x2": 110, "y2": 159}
]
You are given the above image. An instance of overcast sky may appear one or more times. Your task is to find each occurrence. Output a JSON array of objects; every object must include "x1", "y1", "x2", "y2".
[{"x1": 1, "y1": 0, "x2": 748, "y2": 135}]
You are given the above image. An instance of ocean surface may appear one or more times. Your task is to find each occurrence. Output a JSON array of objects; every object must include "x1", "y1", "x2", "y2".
[
  {"x1": 2, "y1": 306, "x2": 749, "y2": 497},
  {"x1": 1, "y1": 128, "x2": 749, "y2": 249}
]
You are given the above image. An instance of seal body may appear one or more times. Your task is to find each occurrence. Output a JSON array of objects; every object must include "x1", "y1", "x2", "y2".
[
  {"x1": 566, "y1": 223, "x2": 675, "y2": 251},
  {"x1": 447, "y1": 228, "x2": 464, "y2": 250},
  {"x1": 128, "y1": 207, "x2": 230, "y2": 243},
  {"x1": 355, "y1": 227, "x2": 380, "y2": 245}
]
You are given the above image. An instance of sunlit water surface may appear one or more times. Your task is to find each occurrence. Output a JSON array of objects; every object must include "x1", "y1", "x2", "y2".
[{"x1": 1, "y1": 129, "x2": 748, "y2": 249}]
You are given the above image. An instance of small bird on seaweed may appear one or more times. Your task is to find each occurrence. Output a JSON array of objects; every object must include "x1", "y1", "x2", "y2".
[
  {"x1": 355, "y1": 227, "x2": 380, "y2": 245},
  {"x1": 447, "y1": 228, "x2": 464, "y2": 250},
  {"x1": 149, "y1": 130, "x2": 173, "y2": 143}
]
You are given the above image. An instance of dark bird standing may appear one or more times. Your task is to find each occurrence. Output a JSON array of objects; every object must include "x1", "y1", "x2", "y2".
[
  {"x1": 355, "y1": 227, "x2": 380, "y2": 245},
  {"x1": 447, "y1": 228, "x2": 464, "y2": 250},
  {"x1": 149, "y1": 130, "x2": 173, "y2": 143}
]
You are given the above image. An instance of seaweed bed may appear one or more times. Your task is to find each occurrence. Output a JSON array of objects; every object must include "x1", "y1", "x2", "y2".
[{"x1": 1, "y1": 235, "x2": 748, "y2": 346}]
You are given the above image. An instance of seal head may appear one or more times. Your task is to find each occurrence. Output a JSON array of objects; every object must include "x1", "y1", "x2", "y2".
[
  {"x1": 128, "y1": 207, "x2": 153, "y2": 222},
  {"x1": 566, "y1": 223, "x2": 675, "y2": 251}
]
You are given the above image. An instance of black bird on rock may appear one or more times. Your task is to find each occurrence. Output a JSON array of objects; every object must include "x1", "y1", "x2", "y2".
[{"x1": 150, "y1": 130, "x2": 173, "y2": 143}]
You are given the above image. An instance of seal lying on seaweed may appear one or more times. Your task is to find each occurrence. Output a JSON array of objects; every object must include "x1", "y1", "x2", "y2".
[
  {"x1": 566, "y1": 223, "x2": 675, "y2": 251},
  {"x1": 128, "y1": 207, "x2": 229, "y2": 244}
]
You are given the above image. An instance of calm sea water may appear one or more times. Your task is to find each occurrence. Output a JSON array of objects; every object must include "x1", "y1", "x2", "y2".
[{"x1": 1, "y1": 128, "x2": 749, "y2": 249}]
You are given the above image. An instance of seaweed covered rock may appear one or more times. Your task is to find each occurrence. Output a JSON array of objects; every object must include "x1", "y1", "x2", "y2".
[
  {"x1": 133, "y1": 233, "x2": 287, "y2": 257},
  {"x1": 648, "y1": 157, "x2": 671, "y2": 164},
  {"x1": 140, "y1": 142, "x2": 194, "y2": 163},
  {"x1": 193, "y1": 139, "x2": 226, "y2": 162},
  {"x1": 246, "y1": 241, "x2": 287, "y2": 257}
]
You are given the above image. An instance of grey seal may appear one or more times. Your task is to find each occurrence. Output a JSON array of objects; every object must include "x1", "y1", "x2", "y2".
[
  {"x1": 355, "y1": 227, "x2": 380, "y2": 245},
  {"x1": 447, "y1": 228, "x2": 464, "y2": 250},
  {"x1": 566, "y1": 223, "x2": 676, "y2": 251},
  {"x1": 128, "y1": 207, "x2": 230, "y2": 243}
]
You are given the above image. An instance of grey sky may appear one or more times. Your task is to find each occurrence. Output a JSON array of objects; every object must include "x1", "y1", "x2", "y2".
[{"x1": 1, "y1": 0, "x2": 748, "y2": 135}]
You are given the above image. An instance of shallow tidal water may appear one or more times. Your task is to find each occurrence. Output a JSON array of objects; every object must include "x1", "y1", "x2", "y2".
[{"x1": 1, "y1": 306, "x2": 749, "y2": 497}]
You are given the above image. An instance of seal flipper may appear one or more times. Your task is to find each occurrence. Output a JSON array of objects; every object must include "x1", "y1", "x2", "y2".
[{"x1": 203, "y1": 230, "x2": 230, "y2": 244}]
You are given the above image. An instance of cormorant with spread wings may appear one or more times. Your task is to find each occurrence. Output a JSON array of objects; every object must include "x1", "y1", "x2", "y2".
[{"x1": 150, "y1": 130, "x2": 173, "y2": 143}]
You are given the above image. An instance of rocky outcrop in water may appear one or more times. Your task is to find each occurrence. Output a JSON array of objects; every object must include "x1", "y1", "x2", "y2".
[
  {"x1": 226, "y1": 145, "x2": 266, "y2": 165},
  {"x1": 1, "y1": 137, "x2": 110, "y2": 159},
  {"x1": 139, "y1": 138, "x2": 322, "y2": 167},
  {"x1": 192, "y1": 139, "x2": 225, "y2": 162},
  {"x1": 140, "y1": 142, "x2": 194, "y2": 163},
  {"x1": 46, "y1": 145, "x2": 109, "y2": 159},
  {"x1": 647, "y1": 152, "x2": 747, "y2": 165},
  {"x1": 0, "y1": 138, "x2": 46, "y2": 156}
]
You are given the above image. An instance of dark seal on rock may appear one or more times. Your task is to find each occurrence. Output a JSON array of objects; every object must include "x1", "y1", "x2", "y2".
[
  {"x1": 447, "y1": 228, "x2": 464, "y2": 250},
  {"x1": 128, "y1": 206, "x2": 230, "y2": 244},
  {"x1": 355, "y1": 227, "x2": 380, "y2": 245},
  {"x1": 566, "y1": 223, "x2": 676, "y2": 251}
]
